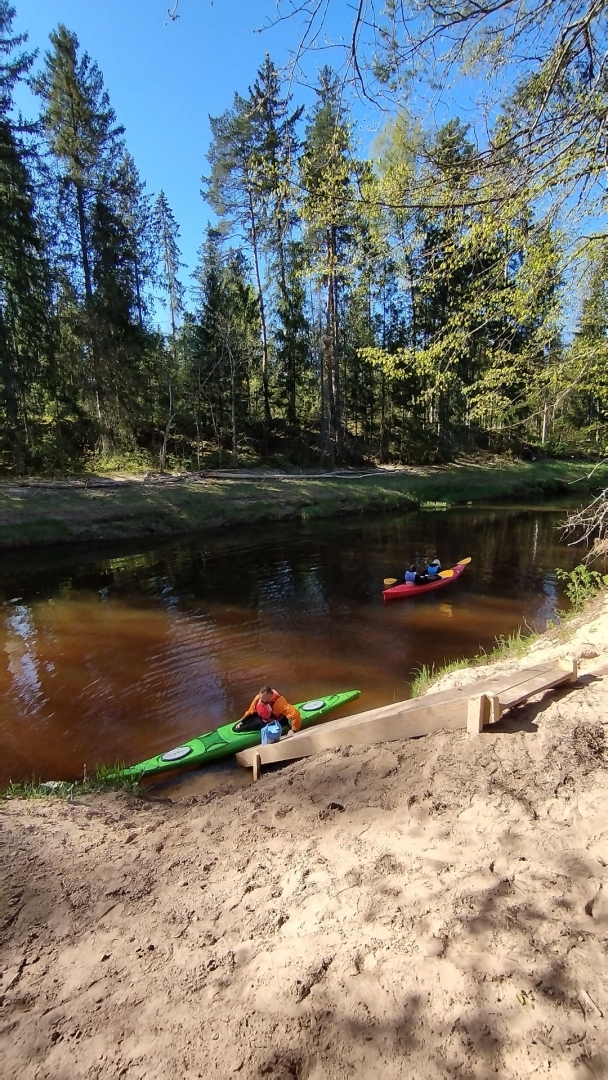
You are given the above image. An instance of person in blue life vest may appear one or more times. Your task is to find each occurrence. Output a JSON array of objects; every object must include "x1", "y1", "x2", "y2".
[
  {"x1": 404, "y1": 563, "x2": 422, "y2": 585},
  {"x1": 425, "y1": 558, "x2": 442, "y2": 580}
]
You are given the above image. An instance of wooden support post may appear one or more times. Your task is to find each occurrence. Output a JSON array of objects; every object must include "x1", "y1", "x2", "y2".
[
  {"x1": 467, "y1": 695, "x2": 483, "y2": 735},
  {"x1": 558, "y1": 656, "x2": 578, "y2": 683},
  {"x1": 252, "y1": 752, "x2": 261, "y2": 782},
  {"x1": 467, "y1": 693, "x2": 496, "y2": 735}
]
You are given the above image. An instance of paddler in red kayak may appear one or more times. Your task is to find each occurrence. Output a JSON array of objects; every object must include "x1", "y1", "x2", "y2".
[
  {"x1": 424, "y1": 558, "x2": 442, "y2": 581},
  {"x1": 404, "y1": 558, "x2": 441, "y2": 585},
  {"x1": 234, "y1": 685, "x2": 302, "y2": 734}
]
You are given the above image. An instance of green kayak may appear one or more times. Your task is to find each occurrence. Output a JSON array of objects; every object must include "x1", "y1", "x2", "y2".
[{"x1": 111, "y1": 689, "x2": 361, "y2": 781}]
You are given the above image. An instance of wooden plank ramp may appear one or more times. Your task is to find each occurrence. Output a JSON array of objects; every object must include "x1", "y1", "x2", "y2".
[{"x1": 236, "y1": 658, "x2": 578, "y2": 777}]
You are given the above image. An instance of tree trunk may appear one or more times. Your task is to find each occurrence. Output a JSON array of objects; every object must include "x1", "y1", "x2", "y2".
[
  {"x1": 325, "y1": 286, "x2": 336, "y2": 449},
  {"x1": 541, "y1": 395, "x2": 549, "y2": 445},
  {"x1": 75, "y1": 178, "x2": 110, "y2": 450},
  {"x1": 0, "y1": 304, "x2": 25, "y2": 473},
  {"x1": 277, "y1": 216, "x2": 297, "y2": 429},
  {"x1": 327, "y1": 226, "x2": 343, "y2": 458},
  {"x1": 75, "y1": 181, "x2": 92, "y2": 299},
  {"x1": 317, "y1": 292, "x2": 331, "y2": 466},
  {"x1": 208, "y1": 398, "x2": 221, "y2": 465},
  {"x1": 380, "y1": 370, "x2": 386, "y2": 462},
  {"x1": 160, "y1": 220, "x2": 178, "y2": 336},
  {"x1": 248, "y1": 191, "x2": 271, "y2": 425},
  {"x1": 134, "y1": 258, "x2": 144, "y2": 329},
  {"x1": 159, "y1": 377, "x2": 174, "y2": 473},
  {"x1": 231, "y1": 359, "x2": 238, "y2": 461}
]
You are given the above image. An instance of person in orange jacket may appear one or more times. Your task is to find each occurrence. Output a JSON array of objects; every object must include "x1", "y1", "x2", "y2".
[{"x1": 234, "y1": 685, "x2": 302, "y2": 734}]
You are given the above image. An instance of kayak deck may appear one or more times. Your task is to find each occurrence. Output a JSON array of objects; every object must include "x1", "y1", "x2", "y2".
[
  {"x1": 111, "y1": 689, "x2": 361, "y2": 781},
  {"x1": 383, "y1": 559, "x2": 469, "y2": 601}
]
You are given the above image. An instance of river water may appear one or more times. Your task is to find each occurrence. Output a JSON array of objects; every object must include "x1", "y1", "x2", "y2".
[{"x1": 0, "y1": 503, "x2": 582, "y2": 789}]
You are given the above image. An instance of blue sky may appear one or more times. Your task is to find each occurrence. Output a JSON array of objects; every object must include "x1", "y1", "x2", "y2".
[
  {"x1": 12, "y1": 0, "x2": 368, "y2": 287},
  {"x1": 11, "y1": 2, "x2": 486, "y2": 281},
  {"x1": 9, "y1": 1, "x2": 593, "y2": 340}
]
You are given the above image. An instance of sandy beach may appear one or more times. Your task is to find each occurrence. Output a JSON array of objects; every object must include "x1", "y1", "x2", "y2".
[{"x1": 2, "y1": 598, "x2": 608, "y2": 1079}]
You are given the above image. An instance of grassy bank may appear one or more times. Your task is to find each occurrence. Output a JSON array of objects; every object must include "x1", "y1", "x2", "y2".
[
  {"x1": 410, "y1": 626, "x2": 541, "y2": 697},
  {"x1": 410, "y1": 563, "x2": 608, "y2": 697},
  {"x1": 0, "y1": 458, "x2": 606, "y2": 551}
]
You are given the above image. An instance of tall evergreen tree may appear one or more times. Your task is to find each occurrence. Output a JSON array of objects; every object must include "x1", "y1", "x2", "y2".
[
  {"x1": 203, "y1": 87, "x2": 274, "y2": 423},
  {"x1": 187, "y1": 228, "x2": 260, "y2": 460},
  {"x1": 568, "y1": 242, "x2": 608, "y2": 445},
  {"x1": 33, "y1": 24, "x2": 129, "y2": 445},
  {"x1": 153, "y1": 190, "x2": 184, "y2": 336},
  {"x1": 115, "y1": 151, "x2": 155, "y2": 329},
  {"x1": 275, "y1": 241, "x2": 310, "y2": 428},
  {"x1": 247, "y1": 56, "x2": 304, "y2": 423},
  {"x1": 0, "y1": 2, "x2": 53, "y2": 473},
  {"x1": 33, "y1": 25, "x2": 123, "y2": 303},
  {"x1": 300, "y1": 67, "x2": 361, "y2": 458},
  {"x1": 33, "y1": 25, "x2": 161, "y2": 453}
]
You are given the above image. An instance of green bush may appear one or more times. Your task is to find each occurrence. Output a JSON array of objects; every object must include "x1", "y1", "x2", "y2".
[{"x1": 555, "y1": 564, "x2": 608, "y2": 611}]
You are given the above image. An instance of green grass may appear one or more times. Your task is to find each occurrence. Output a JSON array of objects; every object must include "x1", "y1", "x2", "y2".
[
  {"x1": 410, "y1": 625, "x2": 541, "y2": 698},
  {"x1": 0, "y1": 458, "x2": 606, "y2": 551},
  {"x1": 410, "y1": 658, "x2": 472, "y2": 697},
  {"x1": 0, "y1": 766, "x2": 139, "y2": 801}
]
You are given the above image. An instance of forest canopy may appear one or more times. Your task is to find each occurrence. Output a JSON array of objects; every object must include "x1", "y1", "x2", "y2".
[{"x1": 0, "y1": 0, "x2": 606, "y2": 474}]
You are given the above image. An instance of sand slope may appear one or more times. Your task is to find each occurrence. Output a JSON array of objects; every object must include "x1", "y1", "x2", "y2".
[{"x1": 2, "y1": 601, "x2": 608, "y2": 1079}]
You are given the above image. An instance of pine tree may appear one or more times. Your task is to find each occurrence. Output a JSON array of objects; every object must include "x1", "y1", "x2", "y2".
[{"x1": 300, "y1": 67, "x2": 360, "y2": 458}]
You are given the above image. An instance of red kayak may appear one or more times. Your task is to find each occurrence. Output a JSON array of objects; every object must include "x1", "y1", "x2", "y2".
[{"x1": 383, "y1": 558, "x2": 470, "y2": 602}]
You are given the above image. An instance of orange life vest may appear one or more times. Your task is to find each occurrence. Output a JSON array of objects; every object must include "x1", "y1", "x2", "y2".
[{"x1": 255, "y1": 690, "x2": 279, "y2": 721}]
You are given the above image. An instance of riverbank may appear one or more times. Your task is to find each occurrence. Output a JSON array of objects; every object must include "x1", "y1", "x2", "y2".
[
  {"x1": 2, "y1": 597, "x2": 608, "y2": 1078},
  {"x1": 0, "y1": 458, "x2": 606, "y2": 550}
]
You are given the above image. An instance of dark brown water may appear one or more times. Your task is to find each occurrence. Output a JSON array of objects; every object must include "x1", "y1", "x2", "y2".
[{"x1": 0, "y1": 504, "x2": 582, "y2": 788}]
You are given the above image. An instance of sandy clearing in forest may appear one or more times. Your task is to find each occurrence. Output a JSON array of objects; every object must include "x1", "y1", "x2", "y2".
[{"x1": 2, "y1": 599, "x2": 608, "y2": 1079}]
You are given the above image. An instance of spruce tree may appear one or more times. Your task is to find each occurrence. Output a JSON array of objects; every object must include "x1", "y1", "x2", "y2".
[
  {"x1": 247, "y1": 55, "x2": 304, "y2": 427},
  {"x1": 153, "y1": 190, "x2": 184, "y2": 336},
  {"x1": 188, "y1": 227, "x2": 260, "y2": 460},
  {"x1": 33, "y1": 25, "x2": 158, "y2": 453},
  {"x1": 33, "y1": 25, "x2": 123, "y2": 303},
  {"x1": 115, "y1": 151, "x2": 155, "y2": 329},
  {"x1": 0, "y1": 2, "x2": 53, "y2": 473},
  {"x1": 274, "y1": 241, "x2": 310, "y2": 428}
]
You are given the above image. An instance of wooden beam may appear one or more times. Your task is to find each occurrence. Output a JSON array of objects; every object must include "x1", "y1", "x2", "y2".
[{"x1": 236, "y1": 662, "x2": 583, "y2": 769}]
